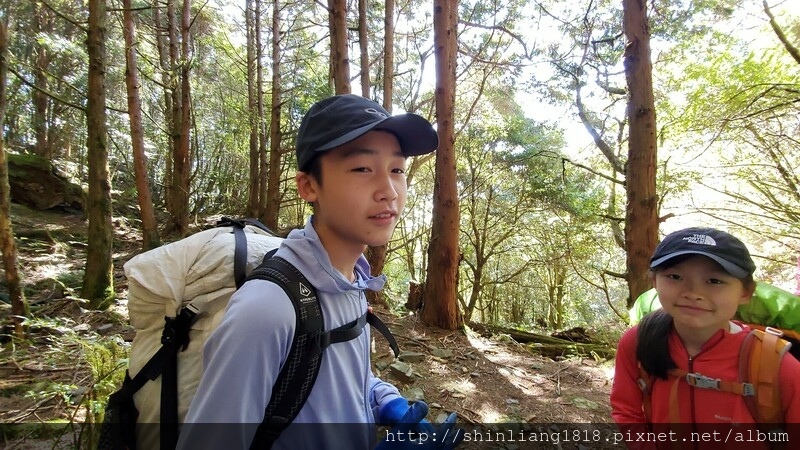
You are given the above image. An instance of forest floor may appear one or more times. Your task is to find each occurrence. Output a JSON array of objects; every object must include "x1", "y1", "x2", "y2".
[{"x1": 0, "y1": 204, "x2": 623, "y2": 449}]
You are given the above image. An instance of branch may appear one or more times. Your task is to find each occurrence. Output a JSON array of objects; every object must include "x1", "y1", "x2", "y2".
[
  {"x1": 7, "y1": 66, "x2": 85, "y2": 112},
  {"x1": 575, "y1": 84, "x2": 625, "y2": 174},
  {"x1": 40, "y1": 0, "x2": 87, "y2": 31},
  {"x1": 763, "y1": 0, "x2": 800, "y2": 65},
  {"x1": 563, "y1": 157, "x2": 624, "y2": 185},
  {"x1": 459, "y1": 19, "x2": 531, "y2": 58}
]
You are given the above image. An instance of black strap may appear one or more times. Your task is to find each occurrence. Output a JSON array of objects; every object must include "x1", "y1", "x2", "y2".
[
  {"x1": 367, "y1": 312, "x2": 400, "y2": 358},
  {"x1": 159, "y1": 305, "x2": 199, "y2": 450},
  {"x1": 247, "y1": 256, "x2": 325, "y2": 449},
  {"x1": 218, "y1": 217, "x2": 274, "y2": 289}
]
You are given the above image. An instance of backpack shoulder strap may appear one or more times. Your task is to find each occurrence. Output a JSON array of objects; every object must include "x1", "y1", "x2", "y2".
[
  {"x1": 245, "y1": 255, "x2": 326, "y2": 449},
  {"x1": 739, "y1": 328, "x2": 790, "y2": 428}
]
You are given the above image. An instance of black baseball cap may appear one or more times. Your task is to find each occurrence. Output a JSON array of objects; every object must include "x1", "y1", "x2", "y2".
[
  {"x1": 650, "y1": 227, "x2": 756, "y2": 278},
  {"x1": 295, "y1": 94, "x2": 438, "y2": 171}
]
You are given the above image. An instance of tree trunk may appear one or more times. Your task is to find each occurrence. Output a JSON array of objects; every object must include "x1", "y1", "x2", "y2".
[
  {"x1": 82, "y1": 0, "x2": 114, "y2": 310},
  {"x1": 0, "y1": 21, "x2": 28, "y2": 338},
  {"x1": 246, "y1": 0, "x2": 259, "y2": 218},
  {"x1": 123, "y1": 0, "x2": 160, "y2": 251},
  {"x1": 154, "y1": 0, "x2": 173, "y2": 213},
  {"x1": 329, "y1": 0, "x2": 350, "y2": 94},
  {"x1": 256, "y1": 0, "x2": 268, "y2": 221},
  {"x1": 358, "y1": 0, "x2": 369, "y2": 98},
  {"x1": 177, "y1": 0, "x2": 192, "y2": 231},
  {"x1": 32, "y1": 3, "x2": 51, "y2": 160},
  {"x1": 421, "y1": 0, "x2": 460, "y2": 330},
  {"x1": 622, "y1": 0, "x2": 658, "y2": 308},
  {"x1": 264, "y1": 0, "x2": 282, "y2": 230},
  {"x1": 382, "y1": 0, "x2": 394, "y2": 109},
  {"x1": 165, "y1": 0, "x2": 190, "y2": 236}
]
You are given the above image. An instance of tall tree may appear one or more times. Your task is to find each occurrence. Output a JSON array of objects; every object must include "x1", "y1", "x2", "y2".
[
  {"x1": 123, "y1": 0, "x2": 160, "y2": 250},
  {"x1": 82, "y1": 0, "x2": 114, "y2": 309},
  {"x1": 256, "y1": 0, "x2": 268, "y2": 221},
  {"x1": 246, "y1": 0, "x2": 260, "y2": 217},
  {"x1": 165, "y1": 0, "x2": 192, "y2": 236},
  {"x1": 329, "y1": 0, "x2": 350, "y2": 93},
  {"x1": 382, "y1": 0, "x2": 394, "y2": 107},
  {"x1": 264, "y1": 0, "x2": 282, "y2": 229},
  {"x1": 358, "y1": 0, "x2": 369, "y2": 97},
  {"x1": 0, "y1": 21, "x2": 28, "y2": 337},
  {"x1": 422, "y1": 0, "x2": 461, "y2": 330},
  {"x1": 622, "y1": 0, "x2": 658, "y2": 305}
]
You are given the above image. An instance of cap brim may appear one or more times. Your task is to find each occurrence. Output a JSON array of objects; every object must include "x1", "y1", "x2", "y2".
[
  {"x1": 650, "y1": 251, "x2": 748, "y2": 278},
  {"x1": 315, "y1": 114, "x2": 438, "y2": 156}
]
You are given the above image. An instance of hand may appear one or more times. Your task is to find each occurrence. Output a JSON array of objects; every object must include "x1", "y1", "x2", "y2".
[{"x1": 375, "y1": 401, "x2": 463, "y2": 450}]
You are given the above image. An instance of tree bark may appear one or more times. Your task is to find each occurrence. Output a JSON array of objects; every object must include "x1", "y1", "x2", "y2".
[
  {"x1": 32, "y1": 3, "x2": 51, "y2": 160},
  {"x1": 421, "y1": 0, "x2": 461, "y2": 330},
  {"x1": 382, "y1": 0, "x2": 394, "y2": 109},
  {"x1": 264, "y1": 0, "x2": 282, "y2": 230},
  {"x1": 622, "y1": 0, "x2": 659, "y2": 308},
  {"x1": 0, "y1": 21, "x2": 28, "y2": 337},
  {"x1": 154, "y1": 0, "x2": 173, "y2": 213},
  {"x1": 358, "y1": 0, "x2": 369, "y2": 98},
  {"x1": 82, "y1": 0, "x2": 115, "y2": 310},
  {"x1": 256, "y1": 0, "x2": 268, "y2": 221},
  {"x1": 329, "y1": 0, "x2": 350, "y2": 94},
  {"x1": 246, "y1": 0, "x2": 260, "y2": 217},
  {"x1": 123, "y1": 0, "x2": 160, "y2": 250}
]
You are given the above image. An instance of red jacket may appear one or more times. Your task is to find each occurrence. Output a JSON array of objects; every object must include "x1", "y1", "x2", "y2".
[{"x1": 611, "y1": 322, "x2": 800, "y2": 450}]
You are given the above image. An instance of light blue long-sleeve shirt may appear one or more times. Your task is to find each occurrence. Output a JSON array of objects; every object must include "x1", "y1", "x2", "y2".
[{"x1": 176, "y1": 217, "x2": 403, "y2": 450}]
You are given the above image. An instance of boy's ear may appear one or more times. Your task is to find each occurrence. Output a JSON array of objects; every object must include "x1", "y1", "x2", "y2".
[{"x1": 296, "y1": 171, "x2": 318, "y2": 204}]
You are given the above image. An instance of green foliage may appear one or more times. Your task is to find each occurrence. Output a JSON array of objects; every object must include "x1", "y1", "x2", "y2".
[{"x1": 3, "y1": 315, "x2": 129, "y2": 449}]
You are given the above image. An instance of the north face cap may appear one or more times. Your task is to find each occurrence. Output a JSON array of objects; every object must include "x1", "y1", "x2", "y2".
[
  {"x1": 650, "y1": 227, "x2": 756, "y2": 278},
  {"x1": 295, "y1": 94, "x2": 438, "y2": 171}
]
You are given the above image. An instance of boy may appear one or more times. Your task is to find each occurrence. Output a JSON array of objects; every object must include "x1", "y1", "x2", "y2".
[{"x1": 176, "y1": 94, "x2": 458, "y2": 449}]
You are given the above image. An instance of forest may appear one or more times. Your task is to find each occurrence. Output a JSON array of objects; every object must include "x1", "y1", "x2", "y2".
[{"x1": 0, "y1": 0, "x2": 798, "y2": 447}]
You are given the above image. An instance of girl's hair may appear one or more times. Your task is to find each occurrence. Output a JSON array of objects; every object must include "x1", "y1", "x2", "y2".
[
  {"x1": 636, "y1": 309, "x2": 676, "y2": 379},
  {"x1": 635, "y1": 254, "x2": 755, "y2": 379}
]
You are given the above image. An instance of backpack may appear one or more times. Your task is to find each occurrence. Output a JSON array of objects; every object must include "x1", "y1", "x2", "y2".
[
  {"x1": 630, "y1": 285, "x2": 797, "y2": 444},
  {"x1": 98, "y1": 218, "x2": 399, "y2": 450}
]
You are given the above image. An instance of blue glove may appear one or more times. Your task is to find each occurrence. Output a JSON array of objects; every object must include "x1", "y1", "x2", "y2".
[{"x1": 375, "y1": 400, "x2": 463, "y2": 450}]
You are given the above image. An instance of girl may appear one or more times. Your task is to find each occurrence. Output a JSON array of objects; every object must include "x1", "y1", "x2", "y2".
[{"x1": 611, "y1": 227, "x2": 800, "y2": 449}]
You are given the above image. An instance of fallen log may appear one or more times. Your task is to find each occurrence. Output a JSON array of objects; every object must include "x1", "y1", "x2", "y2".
[{"x1": 468, "y1": 321, "x2": 616, "y2": 360}]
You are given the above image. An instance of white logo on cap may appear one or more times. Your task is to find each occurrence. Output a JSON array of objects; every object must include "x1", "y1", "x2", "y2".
[
  {"x1": 683, "y1": 234, "x2": 717, "y2": 246},
  {"x1": 365, "y1": 108, "x2": 388, "y2": 119}
]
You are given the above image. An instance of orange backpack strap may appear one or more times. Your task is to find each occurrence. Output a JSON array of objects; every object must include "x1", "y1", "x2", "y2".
[
  {"x1": 739, "y1": 328, "x2": 790, "y2": 427},
  {"x1": 637, "y1": 363, "x2": 654, "y2": 423}
]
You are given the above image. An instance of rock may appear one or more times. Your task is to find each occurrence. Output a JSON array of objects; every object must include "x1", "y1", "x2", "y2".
[
  {"x1": 431, "y1": 348, "x2": 453, "y2": 359},
  {"x1": 389, "y1": 361, "x2": 415, "y2": 383},
  {"x1": 398, "y1": 351, "x2": 426, "y2": 363},
  {"x1": 404, "y1": 387, "x2": 425, "y2": 401}
]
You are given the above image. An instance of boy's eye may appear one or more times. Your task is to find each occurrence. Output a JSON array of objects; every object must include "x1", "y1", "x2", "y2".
[
  {"x1": 392, "y1": 167, "x2": 406, "y2": 175},
  {"x1": 708, "y1": 278, "x2": 725, "y2": 285},
  {"x1": 666, "y1": 273, "x2": 682, "y2": 280},
  {"x1": 352, "y1": 167, "x2": 370, "y2": 172}
]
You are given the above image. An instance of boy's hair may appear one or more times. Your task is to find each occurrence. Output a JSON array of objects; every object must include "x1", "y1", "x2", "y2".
[
  {"x1": 303, "y1": 154, "x2": 324, "y2": 186},
  {"x1": 637, "y1": 252, "x2": 756, "y2": 379}
]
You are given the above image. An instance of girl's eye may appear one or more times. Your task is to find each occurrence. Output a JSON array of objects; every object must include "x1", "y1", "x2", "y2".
[
  {"x1": 353, "y1": 167, "x2": 370, "y2": 172},
  {"x1": 392, "y1": 168, "x2": 406, "y2": 175}
]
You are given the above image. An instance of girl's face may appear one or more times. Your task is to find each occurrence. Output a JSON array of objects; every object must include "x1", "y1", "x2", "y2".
[{"x1": 653, "y1": 255, "x2": 754, "y2": 337}]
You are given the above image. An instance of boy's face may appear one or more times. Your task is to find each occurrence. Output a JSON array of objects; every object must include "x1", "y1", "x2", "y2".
[
  {"x1": 297, "y1": 130, "x2": 407, "y2": 254},
  {"x1": 652, "y1": 255, "x2": 754, "y2": 337}
]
